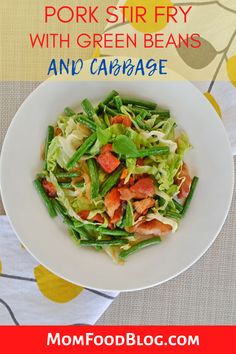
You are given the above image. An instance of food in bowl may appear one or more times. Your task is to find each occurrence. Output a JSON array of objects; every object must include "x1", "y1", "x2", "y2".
[{"x1": 34, "y1": 90, "x2": 198, "y2": 263}]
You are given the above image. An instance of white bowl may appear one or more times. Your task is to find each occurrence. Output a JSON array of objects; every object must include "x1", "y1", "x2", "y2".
[{"x1": 0, "y1": 78, "x2": 234, "y2": 291}]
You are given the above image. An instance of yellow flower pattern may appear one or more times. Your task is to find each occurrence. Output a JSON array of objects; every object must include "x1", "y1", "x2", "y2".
[
  {"x1": 101, "y1": 0, "x2": 236, "y2": 122},
  {"x1": 93, "y1": 45, "x2": 101, "y2": 58},
  {"x1": 124, "y1": 0, "x2": 173, "y2": 33},
  {"x1": 227, "y1": 55, "x2": 236, "y2": 87},
  {"x1": 204, "y1": 92, "x2": 222, "y2": 118},
  {"x1": 34, "y1": 265, "x2": 84, "y2": 303}
]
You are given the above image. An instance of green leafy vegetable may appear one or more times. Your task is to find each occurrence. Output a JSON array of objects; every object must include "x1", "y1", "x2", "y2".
[
  {"x1": 112, "y1": 135, "x2": 138, "y2": 156},
  {"x1": 97, "y1": 127, "x2": 111, "y2": 146}
]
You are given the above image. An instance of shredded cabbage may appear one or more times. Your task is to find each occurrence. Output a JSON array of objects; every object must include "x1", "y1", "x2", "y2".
[
  {"x1": 48, "y1": 172, "x2": 89, "y2": 223},
  {"x1": 156, "y1": 153, "x2": 182, "y2": 192},
  {"x1": 140, "y1": 130, "x2": 177, "y2": 153},
  {"x1": 47, "y1": 120, "x2": 90, "y2": 171},
  {"x1": 47, "y1": 136, "x2": 75, "y2": 171},
  {"x1": 160, "y1": 118, "x2": 176, "y2": 139},
  {"x1": 177, "y1": 133, "x2": 191, "y2": 156},
  {"x1": 125, "y1": 158, "x2": 136, "y2": 183}
]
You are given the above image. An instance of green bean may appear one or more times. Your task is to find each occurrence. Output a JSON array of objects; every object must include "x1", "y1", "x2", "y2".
[
  {"x1": 63, "y1": 217, "x2": 93, "y2": 240},
  {"x1": 83, "y1": 223, "x2": 98, "y2": 232},
  {"x1": 129, "y1": 106, "x2": 148, "y2": 115},
  {"x1": 67, "y1": 132, "x2": 97, "y2": 169},
  {"x1": 73, "y1": 219, "x2": 87, "y2": 228},
  {"x1": 95, "y1": 246, "x2": 103, "y2": 251},
  {"x1": 114, "y1": 95, "x2": 123, "y2": 111},
  {"x1": 124, "y1": 201, "x2": 134, "y2": 227},
  {"x1": 64, "y1": 217, "x2": 82, "y2": 231},
  {"x1": 149, "y1": 109, "x2": 170, "y2": 118},
  {"x1": 68, "y1": 224, "x2": 98, "y2": 248},
  {"x1": 68, "y1": 223, "x2": 100, "y2": 248},
  {"x1": 135, "y1": 110, "x2": 148, "y2": 130},
  {"x1": 164, "y1": 211, "x2": 181, "y2": 220},
  {"x1": 59, "y1": 182, "x2": 72, "y2": 189},
  {"x1": 80, "y1": 239, "x2": 128, "y2": 247},
  {"x1": 52, "y1": 201, "x2": 91, "y2": 240},
  {"x1": 68, "y1": 228, "x2": 81, "y2": 244},
  {"x1": 82, "y1": 225, "x2": 108, "y2": 251},
  {"x1": 87, "y1": 158, "x2": 99, "y2": 198},
  {"x1": 53, "y1": 199, "x2": 67, "y2": 217},
  {"x1": 83, "y1": 224, "x2": 133, "y2": 237},
  {"x1": 154, "y1": 118, "x2": 170, "y2": 127},
  {"x1": 100, "y1": 104, "x2": 119, "y2": 117},
  {"x1": 121, "y1": 97, "x2": 156, "y2": 110},
  {"x1": 100, "y1": 165, "x2": 123, "y2": 197},
  {"x1": 106, "y1": 103, "x2": 170, "y2": 119},
  {"x1": 77, "y1": 227, "x2": 94, "y2": 240},
  {"x1": 33, "y1": 179, "x2": 57, "y2": 218},
  {"x1": 58, "y1": 180, "x2": 84, "y2": 189},
  {"x1": 81, "y1": 98, "x2": 101, "y2": 126},
  {"x1": 173, "y1": 199, "x2": 183, "y2": 213},
  {"x1": 64, "y1": 218, "x2": 78, "y2": 233},
  {"x1": 64, "y1": 107, "x2": 75, "y2": 117},
  {"x1": 101, "y1": 90, "x2": 119, "y2": 105},
  {"x1": 107, "y1": 102, "x2": 118, "y2": 109},
  {"x1": 119, "y1": 237, "x2": 161, "y2": 259},
  {"x1": 75, "y1": 114, "x2": 96, "y2": 132},
  {"x1": 130, "y1": 107, "x2": 170, "y2": 118},
  {"x1": 36, "y1": 172, "x2": 48, "y2": 179},
  {"x1": 104, "y1": 113, "x2": 111, "y2": 127},
  {"x1": 44, "y1": 125, "x2": 54, "y2": 169},
  {"x1": 54, "y1": 171, "x2": 81, "y2": 179},
  {"x1": 69, "y1": 222, "x2": 94, "y2": 241},
  {"x1": 98, "y1": 228, "x2": 132, "y2": 236},
  {"x1": 116, "y1": 206, "x2": 126, "y2": 228},
  {"x1": 128, "y1": 146, "x2": 169, "y2": 158},
  {"x1": 75, "y1": 181, "x2": 85, "y2": 188},
  {"x1": 182, "y1": 176, "x2": 199, "y2": 217},
  {"x1": 81, "y1": 99, "x2": 95, "y2": 120}
]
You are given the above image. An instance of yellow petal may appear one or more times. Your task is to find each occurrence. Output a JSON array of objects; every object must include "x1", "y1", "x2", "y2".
[
  {"x1": 93, "y1": 45, "x2": 100, "y2": 58},
  {"x1": 0, "y1": 260, "x2": 2, "y2": 273},
  {"x1": 227, "y1": 55, "x2": 236, "y2": 88},
  {"x1": 124, "y1": 0, "x2": 173, "y2": 33},
  {"x1": 204, "y1": 92, "x2": 222, "y2": 118},
  {"x1": 34, "y1": 265, "x2": 83, "y2": 303}
]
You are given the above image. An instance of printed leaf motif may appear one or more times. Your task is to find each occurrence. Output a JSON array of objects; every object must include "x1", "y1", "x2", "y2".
[
  {"x1": 125, "y1": 0, "x2": 173, "y2": 33},
  {"x1": 204, "y1": 92, "x2": 222, "y2": 118},
  {"x1": 34, "y1": 265, "x2": 83, "y2": 303},
  {"x1": 227, "y1": 55, "x2": 236, "y2": 87},
  {"x1": 177, "y1": 37, "x2": 217, "y2": 69}
]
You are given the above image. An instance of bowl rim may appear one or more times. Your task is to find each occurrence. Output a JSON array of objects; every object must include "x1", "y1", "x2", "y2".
[{"x1": 0, "y1": 71, "x2": 234, "y2": 292}]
